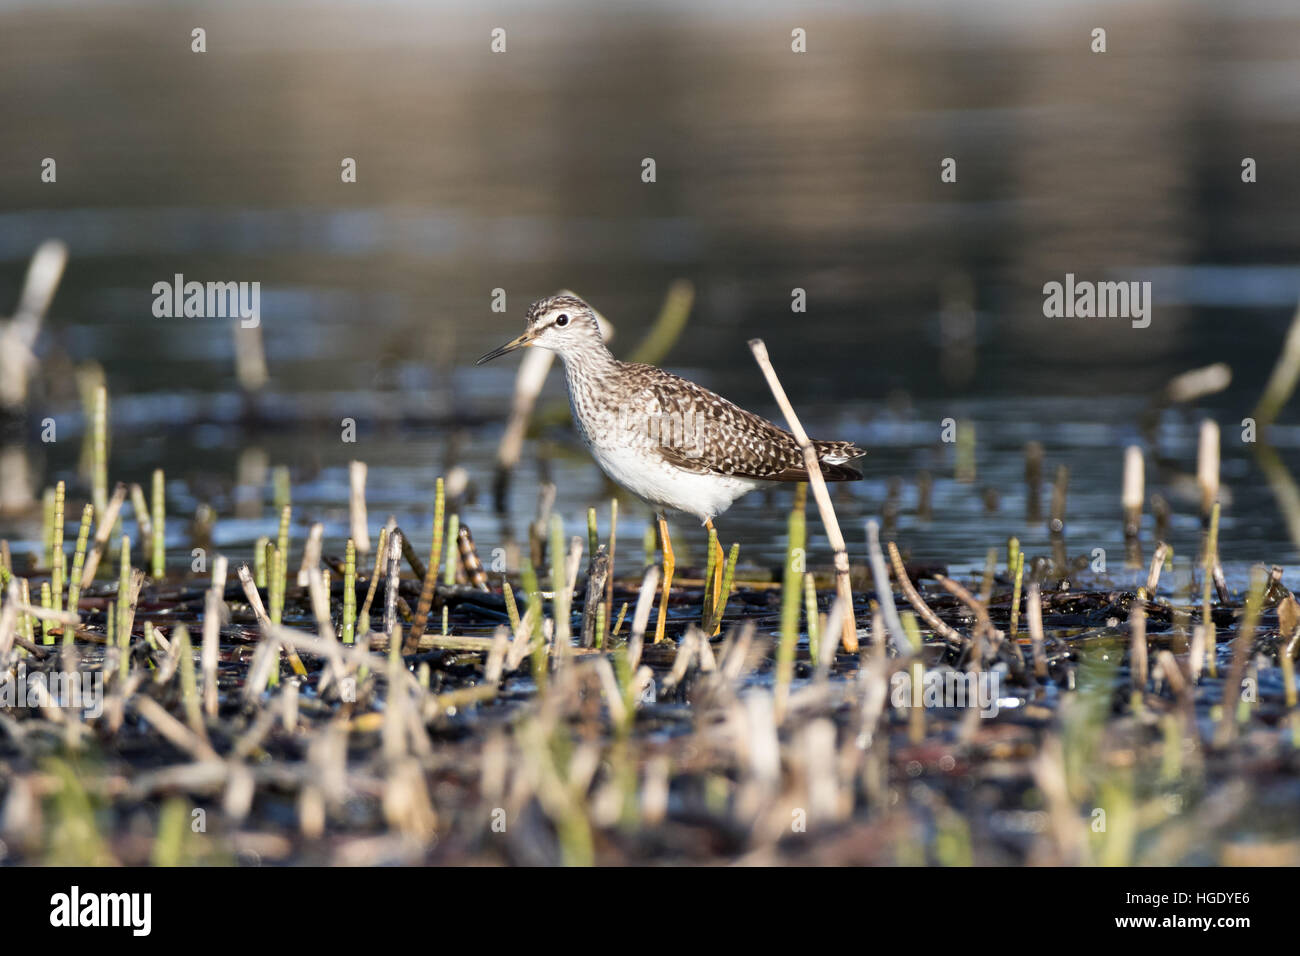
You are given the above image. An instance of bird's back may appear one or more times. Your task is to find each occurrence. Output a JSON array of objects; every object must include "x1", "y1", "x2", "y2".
[{"x1": 602, "y1": 360, "x2": 864, "y2": 483}]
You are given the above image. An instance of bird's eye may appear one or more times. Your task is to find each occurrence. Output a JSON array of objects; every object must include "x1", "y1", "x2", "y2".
[{"x1": 555, "y1": 313, "x2": 570, "y2": 327}]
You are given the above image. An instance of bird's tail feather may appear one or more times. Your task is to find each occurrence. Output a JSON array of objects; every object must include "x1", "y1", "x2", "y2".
[{"x1": 813, "y1": 439, "x2": 865, "y2": 481}]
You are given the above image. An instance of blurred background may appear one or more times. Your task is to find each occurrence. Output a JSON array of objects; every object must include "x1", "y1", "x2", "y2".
[{"x1": 2, "y1": 0, "x2": 1299, "y2": 574}]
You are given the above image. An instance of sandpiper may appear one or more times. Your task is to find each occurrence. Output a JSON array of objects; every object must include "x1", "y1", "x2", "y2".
[{"x1": 477, "y1": 293, "x2": 865, "y2": 643}]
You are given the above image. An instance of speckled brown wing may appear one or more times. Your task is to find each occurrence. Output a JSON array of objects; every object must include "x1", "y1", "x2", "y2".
[{"x1": 626, "y1": 364, "x2": 865, "y2": 482}]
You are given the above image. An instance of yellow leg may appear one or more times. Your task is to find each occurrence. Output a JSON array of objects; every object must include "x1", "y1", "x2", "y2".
[
  {"x1": 654, "y1": 515, "x2": 675, "y2": 643},
  {"x1": 704, "y1": 518, "x2": 725, "y2": 635}
]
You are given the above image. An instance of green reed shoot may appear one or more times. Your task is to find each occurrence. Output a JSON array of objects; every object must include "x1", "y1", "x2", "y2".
[
  {"x1": 269, "y1": 546, "x2": 285, "y2": 626},
  {"x1": 702, "y1": 524, "x2": 719, "y2": 628},
  {"x1": 587, "y1": 507, "x2": 599, "y2": 563},
  {"x1": 64, "y1": 503, "x2": 93, "y2": 643},
  {"x1": 151, "y1": 468, "x2": 165, "y2": 579},
  {"x1": 342, "y1": 538, "x2": 357, "y2": 644},
  {"x1": 779, "y1": 484, "x2": 807, "y2": 665},
  {"x1": 253, "y1": 535, "x2": 269, "y2": 588},
  {"x1": 176, "y1": 624, "x2": 202, "y2": 733},
  {"x1": 42, "y1": 487, "x2": 54, "y2": 569},
  {"x1": 40, "y1": 581, "x2": 53, "y2": 645},
  {"x1": 595, "y1": 595, "x2": 607, "y2": 651},
  {"x1": 92, "y1": 384, "x2": 108, "y2": 519},
  {"x1": 276, "y1": 504, "x2": 291, "y2": 577},
  {"x1": 711, "y1": 543, "x2": 740, "y2": 632},
  {"x1": 51, "y1": 481, "x2": 65, "y2": 612},
  {"x1": 520, "y1": 558, "x2": 545, "y2": 689},
  {"x1": 503, "y1": 579, "x2": 521, "y2": 633},
  {"x1": 979, "y1": 547, "x2": 996, "y2": 604},
  {"x1": 430, "y1": 476, "x2": 446, "y2": 585},
  {"x1": 612, "y1": 601, "x2": 628, "y2": 638},
  {"x1": 117, "y1": 535, "x2": 131, "y2": 653},
  {"x1": 272, "y1": 465, "x2": 291, "y2": 514},
  {"x1": 105, "y1": 599, "x2": 115, "y2": 658},
  {"x1": 19, "y1": 579, "x2": 33, "y2": 644}
]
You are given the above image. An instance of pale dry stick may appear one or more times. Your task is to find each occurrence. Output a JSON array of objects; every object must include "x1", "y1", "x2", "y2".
[
  {"x1": 749, "y1": 338, "x2": 857, "y2": 653},
  {"x1": 495, "y1": 348, "x2": 556, "y2": 477},
  {"x1": 235, "y1": 564, "x2": 307, "y2": 677},
  {"x1": 505, "y1": 604, "x2": 539, "y2": 671},
  {"x1": 260, "y1": 621, "x2": 355, "y2": 696},
  {"x1": 307, "y1": 565, "x2": 337, "y2": 644},
  {"x1": 936, "y1": 572, "x2": 1022, "y2": 668},
  {"x1": 1165, "y1": 362, "x2": 1232, "y2": 405},
  {"x1": 1146, "y1": 542, "x2": 1170, "y2": 595},
  {"x1": 816, "y1": 596, "x2": 847, "y2": 680},
  {"x1": 1157, "y1": 650, "x2": 1190, "y2": 705},
  {"x1": 627, "y1": 565, "x2": 660, "y2": 673},
  {"x1": 0, "y1": 240, "x2": 67, "y2": 412},
  {"x1": 865, "y1": 522, "x2": 909, "y2": 655},
  {"x1": 236, "y1": 564, "x2": 271, "y2": 623},
  {"x1": 885, "y1": 540, "x2": 964, "y2": 648},
  {"x1": 201, "y1": 555, "x2": 228, "y2": 719},
  {"x1": 129, "y1": 483, "x2": 153, "y2": 555},
  {"x1": 243, "y1": 636, "x2": 282, "y2": 703},
  {"x1": 1200, "y1": 501, "x2": 1221, "y2": 678},
  {"x1": 1122, "y1": 445, "x2": 1144, "y2": 538},
  {"x1": 484, "y1": 626, "x2": 510, "y2": 684},
  {"x1": 1027, "y1": 581, "x2": 1048, "y2": 680},
  {"x1": 296, "y1": 522, "x2": 324, "y2": 587},
  {"x1": 1154, "y1": 649, "x2": 1198, "y2": 751},
  {"x1": 1189, "y1": 625, "x2": 1207, "y2": 684},
  {"x1": 0, "y1": 579, "x2": 20, "y2": 659},
  {"x1": 131, "y1": 696, "x2": 220, "y2": 763},
  {"x1": 591, "y1": 656, "x2": 628, "y2": 729},
  {"x1": 662, "y1": 627, "x2": 699, "y2": 691},
  {"x1": 1197, "y1": 419, "x2": 1220, "y2": 519},
  {"x1": 552, "y1": 534, "x2": 583, "y2": 656},
  {"x1": 719, "y1": 619, "x2": 758, "y2": 686},
  {"x1": 153, "y1": 630, "x2": 182, "y2": 685},
  {"x1": 349, "y1": 460, "x2": 371, "y2": 554},
  {"x1": 79, "y1": 482, "x2": 127, "y2": 588},
  {"x1": 935, "y1": 573, "x2": 999, "y2": 639},
  {"x1": 1129, "y1": 594, "x2": 1148, "y2": 691}
]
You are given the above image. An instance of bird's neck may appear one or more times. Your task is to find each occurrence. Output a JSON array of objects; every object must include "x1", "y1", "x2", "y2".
[{"x1": 557, "y1": 340, "x2": 619, "y2": 384}]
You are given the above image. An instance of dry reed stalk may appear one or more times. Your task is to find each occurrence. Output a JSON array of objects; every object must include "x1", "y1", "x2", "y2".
[
  {"x1": 749, "y1": 339, "x2": 857, "y2": 653},
  {"x1": 886, "y1": 540, "x2": 963, "y2": 647},
  {"x1": 79, "y1": 483, "x2": 127, "y2": 587},
  {"x1": 349, "y1": 460, "x2": 370, "y2": 553}
]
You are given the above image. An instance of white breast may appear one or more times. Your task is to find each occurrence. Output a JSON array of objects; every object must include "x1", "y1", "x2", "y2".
[{"x1": 586, "y1": 437, "x2": 760, "y2": 524}]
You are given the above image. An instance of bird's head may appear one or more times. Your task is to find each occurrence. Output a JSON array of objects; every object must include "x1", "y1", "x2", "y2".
[{"x1": 476, "y1": 294, "x2": 603, "y2": 365}]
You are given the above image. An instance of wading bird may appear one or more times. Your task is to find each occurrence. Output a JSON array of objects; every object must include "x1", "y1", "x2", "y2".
[{"x1": 477, "y1": 294, "x2": 864, "y2": 643}]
